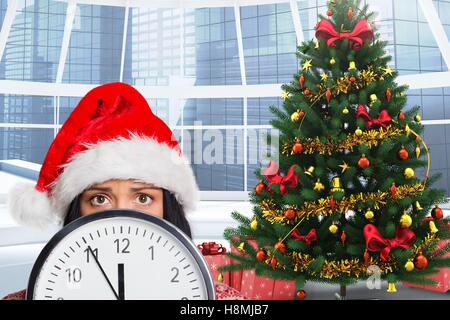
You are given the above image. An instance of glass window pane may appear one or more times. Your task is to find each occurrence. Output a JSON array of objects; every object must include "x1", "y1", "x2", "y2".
[
  {"x1": 0, "y1": 95, "x2": 53, "y2": 124},
  {"x1": 1, "y1": 1, "x2": 66, "y2": 82},
  {"x1": 394, "y1": 0, "x2": 418, "y2": 21},
  {"x1": 396, "y1": 45, "x2": 420, "y2": 70},
  {"x1": 63, "y1": 4, "x2": 124, "y2": 84},
  {"x1": 420, "y1": 46, "x2": 443, "y2": 71},
  {"x1": 395, "y1": 20, "x2": 418, "y2": 45},
  {"x1": 0, "y1": 128, "x2": 54, "y2": 164}
]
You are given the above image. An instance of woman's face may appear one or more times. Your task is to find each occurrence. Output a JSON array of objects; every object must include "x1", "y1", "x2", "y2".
[{"x1": 79, "y1": 179, "x2": 164, "y2": 218}]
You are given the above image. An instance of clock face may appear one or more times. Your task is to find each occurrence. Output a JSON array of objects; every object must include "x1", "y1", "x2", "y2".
[{"x1": 27, "y1": 210, "x2": 215, "y2": 300}]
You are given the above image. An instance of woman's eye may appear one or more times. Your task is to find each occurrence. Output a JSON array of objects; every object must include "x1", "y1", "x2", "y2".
[
  {"x1": 136, "y1": 194, "x2": 153, "y2": 205},
  {"x1": 90, "y1": 195, "x2": 110, "y2": 206}
]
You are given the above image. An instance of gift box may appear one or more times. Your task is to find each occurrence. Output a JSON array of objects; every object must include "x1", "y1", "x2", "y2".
[
  {"x1": 402, "y1": 238, "x2": 450, "y2": 293},
  {"x1": 198, "y1": 242, "x2": 231, "y2": 286},
  {"x1": 403, "y1": 220, "x2": 449, "y2": 293},
  {"x1": 230, "y1": 239, "x2": 296, "y2": 300}
]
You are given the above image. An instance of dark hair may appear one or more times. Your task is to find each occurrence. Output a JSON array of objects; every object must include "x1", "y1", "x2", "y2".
[{"x1": 63, "y1": 189, "x2": 192, "y2": 238}]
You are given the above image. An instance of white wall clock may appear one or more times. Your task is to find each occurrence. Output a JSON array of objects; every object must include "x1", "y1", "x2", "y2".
[{"x1": 27, "y1": 210, "x2": 215, "y2": 300}]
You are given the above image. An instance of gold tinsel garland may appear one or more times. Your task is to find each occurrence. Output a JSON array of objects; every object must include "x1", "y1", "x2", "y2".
[
  {"x1": 260, "y1": 251, "x2": 396, "y2": 280},
  {"x1": 261, "y1": 183, "x2": 425, "y2": 223},
  {"x1": 308, "y1": 65, "x2": 384, "y2": 104},
  {"x1": 283, "y1": 125, "x2": 406, "y2": 156},
  {"x1": 256, "y1": 233, "x2": 437, "y2": 280}
]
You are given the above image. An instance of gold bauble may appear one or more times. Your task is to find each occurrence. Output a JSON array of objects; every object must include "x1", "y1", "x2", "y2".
[
  {"x1": 405, "y1": 260, "x2": 415, "y2": 272},
  {"x1": 415, "y1": 145, "x2": 421, "y2": 159},
  {"x1": 329, "y1": 224, "x2": 338, "y2": 234},
  {"x1": 330, "y1": 57, "x2": 336, "y2": 65},
  {"x1": 355, "y1": 128, "x2": 363, "y2": 136},
  {"x1": 342, "y1": 107, "x2": 349, "y2": 115},
  {"x1": 400, "y1": 212, "x2": 412, "y2": 228},
  {"x1": 370, "y1": 94, "x2": 378, "y2": 102},
  {"x1": 250, "y1": 218, "x2": 258, "y2": 230},
  {"x1": 365, "y1": 209, "x2": 374, "y2": 220},
  {"x1": 404, "y1": 168, "x2": 415, "y2": 179},
  {"x1": 414, "y1": 114, "x2": 422, "y2": 122},
  {"x1": 291, "y1": 111, "x2": 300, "y2": 122}
]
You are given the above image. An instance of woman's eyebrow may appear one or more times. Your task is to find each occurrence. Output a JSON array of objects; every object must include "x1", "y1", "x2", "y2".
[
  {"x1": 85, "y1": 187, "x2": 113, "y2": 192},
  {"x1": 129, "y1": 187, "x2": 159, "y2": 192}
]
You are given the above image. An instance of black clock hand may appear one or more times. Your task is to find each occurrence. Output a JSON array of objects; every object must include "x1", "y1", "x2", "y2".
[
  {"x1": 118, "y1": 263, "x2": 125, "y2": 300},
  {"x1": 87, "y1": 246, "x2": 120, "y2": 300}
]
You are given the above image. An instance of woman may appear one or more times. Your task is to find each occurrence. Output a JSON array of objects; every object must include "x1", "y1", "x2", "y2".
[{"x1": 2, "y1": 83, "x2": 243, "y2": 300}]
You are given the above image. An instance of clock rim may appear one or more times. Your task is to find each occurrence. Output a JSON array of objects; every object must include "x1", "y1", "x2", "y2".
[{"x1": 26, "y1": 209, "x2": 216, "y2": 300}]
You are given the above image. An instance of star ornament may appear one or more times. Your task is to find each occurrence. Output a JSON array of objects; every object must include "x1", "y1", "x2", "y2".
[
  {"x1": 320, "y1": 73, "x2": 329, "y2": 81},
  {"x1": 281, "y1": 91, "x2": 290, "y2": 101},
  {"x1": 339, "y1": 161, "x2": 350, "y2": 173},
  {"x1": 302, "y1": 59, "x2": 313, "y2": 71},
  {"x1": 382, "y1": 66, "x2": 394, "y2": 76}
]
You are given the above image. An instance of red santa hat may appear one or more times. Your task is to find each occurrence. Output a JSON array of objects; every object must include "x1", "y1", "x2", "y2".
[{"x1": 8, "y1": 82, "x2": 198, "y2": 229}]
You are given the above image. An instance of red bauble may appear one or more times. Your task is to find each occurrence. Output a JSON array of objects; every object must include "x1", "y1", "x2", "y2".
[
  {"x1": 358, "y1": 155, "x2": 370, "y2": 169},
  {"x1": 255, "y1": 182, "x2": 265, "y2": 195},
  {"x1": 326, "y1": 88, "x2": 332, "y2": 103},
  {"x1": 298, "y1": 110, "x2": 305, "y2": 118},
  {"x1": 296, "y1": 290, "x2": 307, "y2": 300},
  {"x1": 275, "y1": 241, "x2": 287, "y2": 254},
  {"x1": 292, "y1": 142, "x2": 303, "y2": 155},
  {"x1": 390, "y1": 182, "x2": 397, "y2": 198},
  {"x1": 271, "y1": 257, "x2": 278, "y2": 270},
  {"x1": 364, "y1": 249, "x2": 370, "y2": 265},
  {"x1": 340, "y1": 231, "x2": 347, "y2": 245},
  {"x1": 350, "y1": 76, "x2": 356, "y2": 83},
  {"x1": 398, "y1": 147, "x2": 409, "y2": 160},
  {"x1": 386, "y1": 88, "x2": 392, "y2": 103},
  {"x1": 303, "y1": 89, "x2": 312, "y2": 96},
  {"x1": 299, "y1": 75, "x2": 305, "y2": 88},
  {"x1": 330, "y1": 196, "x2": 336, "y2": 211},
  {"x1": 327, "y1": 9, "x2": 333, "y2": 16},
  {"x1": 347, "y1": 7, "x2": 353, "y2": 21},
  {"x1": 414, "y1": 253, "x2": 428, "y2": 270},
  {"x1": 256, "y1": 249, "x2": 267, "y2": 262},
  {"x1": 284, "y1": 208, "x2": 296, "y2": 220},
  {"x1": 398, "y1": 111, "x2": 405, "y2": 120},
  {"x1": 431, "y1": 206, "x2": 444, "y2": 220}
]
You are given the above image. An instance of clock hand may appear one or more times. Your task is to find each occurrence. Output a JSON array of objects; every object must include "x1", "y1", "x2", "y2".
[
  {"x1": 117, "y1": 263, "x2": 125, "y2": 300},
  {"x1": 87, "y1": 246, "x2": 120, "y2": 300}
]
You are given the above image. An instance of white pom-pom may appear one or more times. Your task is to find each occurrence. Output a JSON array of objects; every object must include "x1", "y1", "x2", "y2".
[{"x1": 7, "y1": 182, "x2": 61, "y2": 230}]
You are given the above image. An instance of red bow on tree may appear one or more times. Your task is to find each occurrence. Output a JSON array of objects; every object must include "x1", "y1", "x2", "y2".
[
  {"x1": 197, "y1": 242, "x2": 226, "y2": 255},
  {"x1": 291, "y1": 228, "x2": 317, "y2": 247},
  {"x1": 356, "y1": 105, "x2": 392, "y2": 129},
  {"x1": 363, "y1": 224, "x2": 416, "y2": 261},
  {"x1": 315, "y1": 19, "x2": 374, "y2": 50},
  {"x1": 263, "y1": 161, "x2": 299, "y2": 196}
]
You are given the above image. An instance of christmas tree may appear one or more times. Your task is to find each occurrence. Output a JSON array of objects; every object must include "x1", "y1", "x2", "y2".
[{"x1": 222, "y1": 0, "x2": 450, "y2": 299}]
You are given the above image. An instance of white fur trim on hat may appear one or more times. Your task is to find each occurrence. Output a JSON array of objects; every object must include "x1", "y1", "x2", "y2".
[
  {"x1": 8, "y1": 182, "x2": 62, "y2": 230},
  {"x1": 53, "y1": 134, "x2": 199, "y2": 214},
  {"x1": 8, "y1": 134, "x2": 198, "y2": 229}
]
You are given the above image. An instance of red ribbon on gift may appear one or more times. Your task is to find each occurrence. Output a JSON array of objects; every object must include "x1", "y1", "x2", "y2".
[
  {"x1": 198, "y1": 242, "x2": 226, "y2": 255},
  {"x1": 263, "y1": 161, "x2": 299, "y2": 196},
  {"x1": 356, "y1": 105, "x2": 392, "y2": 129},
  {"x1": 315, "y1": 19, "x2": 374, "y2": 50},
  {"x1": 291, "y1": 228, "x2": 317, "y2": 247},
  {"x1": 363, "y1": 224, "x2": 416, "y2": 261}
]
